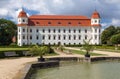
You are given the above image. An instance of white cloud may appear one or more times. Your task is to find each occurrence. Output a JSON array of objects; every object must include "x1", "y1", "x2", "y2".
[
  {"x1": 0, "y1": 9, "x2": 8, "y2": 16},
  {"x1": 101, "y1": 23, "x2": 108, "y2": 27},
  {"x1": 111, "y1": 19, "x2": 120, "y2": 26}
]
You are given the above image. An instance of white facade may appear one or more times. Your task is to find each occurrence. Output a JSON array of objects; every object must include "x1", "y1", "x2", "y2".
[
  {"x1": 17, "y1": 10, "x2": 101, "y2": 46},
  {"x1": 18, "y1": 26, "x2": 101, "y2": 46}
]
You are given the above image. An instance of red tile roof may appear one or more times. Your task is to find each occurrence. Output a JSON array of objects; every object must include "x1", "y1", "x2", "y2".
[
  {"x1": 29, "y1": 15, "x2": 89, "y2": 20},
  {"x1": 28, "y1": 15, "x2": 92, "y2": 26},
  {"x1": 91, "y1": 11, "x2": 100, "y2": 18},
  {"x1": 17, "y1": 10, "x2": 101, "y2": 27},
  {"x1": 18, "y1": 10, "x2": 27, "y2": 18}
]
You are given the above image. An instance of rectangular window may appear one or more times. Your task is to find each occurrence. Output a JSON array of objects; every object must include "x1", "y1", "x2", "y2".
[
  {"x1": 79, "y1": 35, "x2": 81, "y2": 40},
  {"x1": 95, "y1": 35, "x2": 97, "y2": 39},
  {"x1": 48, "y1": 29, "x2": 51, "y2": 33},
  {"x1": 74, "y1": 35, "x2": 76, "y2": 40},
  {"x1": 53, "y1": 35, "x2": 56, "y2": 40},
  {"x1": 53, "y1": 29, "x2": 56, "y2": 33},
  {"x1": 43, "y1": 29, "x2": 45, "y2": 33},
  {"x1": 85, "y1": 29, "x2": 87, "y2": 33},
  {"x1": 23, "y1": 35, "x2": 25, "y2": 39},
  {"x1": 58, "y1": 29, "x2": 60, "y2": 33},
  {"x1": 58, "y1": 35, "x2": 61, "y2": 40},
  {"x1": 69, "y1": 29, "x2": 71, "y2": 33},
  {"x1": 95, "y1": 29, "x2": 97, "y2": 33},
  {"x1": 79, "y1": 29, "x2": 81, "y2": 33},
  {"x1": 36, "y1": 29, "x2": 39, "y2": 33},
  {"x1": 30, "y1": 35, "x2": 32, "y2": 40},
  {"x1": 74, "y1": 29, "x2": 76, "y2": 33},
  {"x1": 36, "y1": 35, "x2": 39, "y2": 40},
  {"x1": 63, "y1": 35, "x2": 66, "y2": 40},
  {"x1": 48, "y1": 35, "x2": 51, "y2": 40},
  {"x1": 42, "y1": 35, "x2": 45, "y2": 40},
  {"x1": 99, "y1": 29, "x2": 101, "y2": 33},
  {"x1": 69, "y1": 35, "x2": 71, "y2": 40},
  {"x1": 30, "y1": 29, "x2": 32, "y2": 33},
  {"x1": 85, "y1": 35, "x2": 87, "y2": 40},
  {"x1": 23, "y1": 28, "x2": 25, "y2": 32}
]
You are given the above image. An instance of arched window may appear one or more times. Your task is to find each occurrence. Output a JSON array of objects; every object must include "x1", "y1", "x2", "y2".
[{"x1": 22, "y1": 19, "x2": 25, "y2": 22}]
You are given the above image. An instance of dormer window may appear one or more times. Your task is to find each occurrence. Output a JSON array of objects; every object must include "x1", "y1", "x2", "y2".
[
  {"x1": 48, "y1": 22, "x2": 51, "y2": 24},
  {"x1": 36, "y1": 22, "x2": 39, "y2": 24},
  {"x1": 58, "y1": 22, "x2": 61, "y2": 24},
  {"x1": 78, "y1": 22, "x2": 81, "y2": 24},
  {"x1": 68, "y1": 22, "x2": 71, "y2": 24}
]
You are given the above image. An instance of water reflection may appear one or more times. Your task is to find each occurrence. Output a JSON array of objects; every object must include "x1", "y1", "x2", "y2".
[{"x1": 30, "y1": 61, "x2": 120, "y2": 79}]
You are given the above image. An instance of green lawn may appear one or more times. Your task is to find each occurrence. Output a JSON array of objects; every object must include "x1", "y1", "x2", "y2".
[
  {"x1": 68, "y1": 49, "x2": 104, "y2": 56},
  {"x1": 95, "y1": 49, "x2": 120, "y2": 53}
]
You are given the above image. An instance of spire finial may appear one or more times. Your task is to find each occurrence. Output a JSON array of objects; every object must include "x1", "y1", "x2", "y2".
[
  {"x1": 94, "y1": 0, "x2": 97, "y2": 12},
  {"x1": 20, "y1": 0, "x2": 24, "y2": 11}
]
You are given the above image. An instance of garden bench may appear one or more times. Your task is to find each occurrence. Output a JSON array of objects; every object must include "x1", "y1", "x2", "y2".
[{"x1": 4, "y1": 52, "x2": 19, "y2": 57}]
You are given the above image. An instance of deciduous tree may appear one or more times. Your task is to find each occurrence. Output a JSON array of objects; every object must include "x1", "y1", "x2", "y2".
[{"x1": 0, "y1": 19, "x2": 16, "y2": 45}]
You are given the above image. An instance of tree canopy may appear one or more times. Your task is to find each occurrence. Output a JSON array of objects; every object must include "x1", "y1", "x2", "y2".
[
  {"x1": 0, "y1": 19, "x2": 16, "y2": 45},
  {"x1": 82, "y1": 39, "x2": 94, "y2": 57},
  {"x1": 110, "y1": 34, "x2": 120, "y2": 45},
  {"x1": 101, "y1": 26, "x2": 116, "y2": 44},
  {"x1": 101, "y1": 26, "x2": 120, "y2": 45}
]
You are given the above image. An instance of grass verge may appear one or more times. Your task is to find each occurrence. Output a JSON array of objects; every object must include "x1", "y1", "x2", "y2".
[{"x1": 68, "y1": 49, "x2": 104, "y2": 56}]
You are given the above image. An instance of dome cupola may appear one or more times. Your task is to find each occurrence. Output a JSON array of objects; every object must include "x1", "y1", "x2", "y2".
[
  {"x1": 17, "y1": 9, "x2": 28, "y2": 26},
  {"x1": 91, "y1": 10, "x2": 101, "y2": 26},
  {"x1": 91, "y1": 10, "x2": 100, "y2": 19},
  {"x1": 18, "y1": 10, "x2": 27, "y2": 18}
]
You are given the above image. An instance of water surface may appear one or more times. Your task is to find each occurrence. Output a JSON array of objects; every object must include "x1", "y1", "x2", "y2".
[{"x1": 30, "y1": 61, "x2": 120, "y2": 79}]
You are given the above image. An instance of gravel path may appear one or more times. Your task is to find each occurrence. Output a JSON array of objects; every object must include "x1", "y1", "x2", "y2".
[{"x1": 65, "y1": 47, "x2": 120, "y2": 57}]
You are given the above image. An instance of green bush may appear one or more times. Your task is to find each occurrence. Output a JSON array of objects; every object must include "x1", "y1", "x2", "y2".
[
  {"x1": 0, "y1": 51, "x2": 5, "y2": 58},
  {"x1": 49, "y1": 47, "x2": 55, "y2": 54},
  {"x1": 16, "y1": 51, "x2": 24, "y2": 57}
]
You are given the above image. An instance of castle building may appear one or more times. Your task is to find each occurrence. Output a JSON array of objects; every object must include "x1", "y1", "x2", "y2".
[{"x1": 17, "y1": 9, "x2": 101, "y2": 46}]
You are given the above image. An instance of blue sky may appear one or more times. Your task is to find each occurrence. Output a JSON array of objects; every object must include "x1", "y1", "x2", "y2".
[{"x1": 0, "y1": 0, "x2": 120, "y2": 30}]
